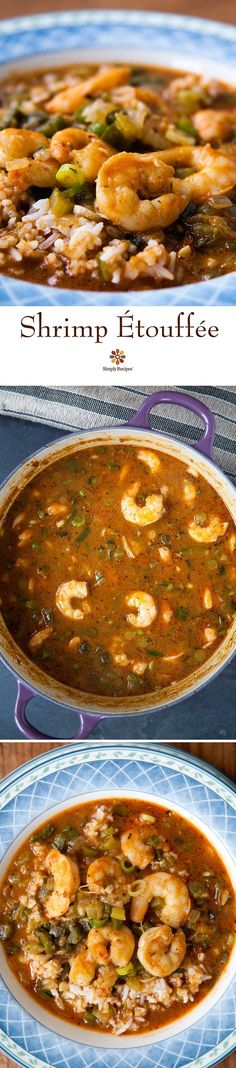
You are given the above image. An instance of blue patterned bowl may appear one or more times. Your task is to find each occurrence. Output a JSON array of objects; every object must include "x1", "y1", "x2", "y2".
[
  {"x1": 0, "y1": 743, "x2": 235, "y2": 1067},
  {"x1": 0, "y1": 10, "x2": 236, "y2": 306}
]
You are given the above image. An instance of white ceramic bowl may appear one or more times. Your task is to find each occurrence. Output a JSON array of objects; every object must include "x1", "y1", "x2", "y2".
[{"x1": 0, "y1": 787, "x2": 235, "y2": 1049}]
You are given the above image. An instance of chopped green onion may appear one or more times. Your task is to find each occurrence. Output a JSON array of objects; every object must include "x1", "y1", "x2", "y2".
[
  {"x1": 76, "y1": 526, "x2": 90, "y2": 544},
  {"x1": 120, "y1": 857, "x2": 135, "y2": 874},
  {"x1": 56, "y1": 162, "x2": 86, "y2": 192}
]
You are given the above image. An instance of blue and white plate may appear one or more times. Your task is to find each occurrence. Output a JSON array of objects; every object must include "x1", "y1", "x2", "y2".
[
  {"x1": 0, "y1": 10, "x2": 236, "y2": 305},
  {"x1": 0, "y1": 742, "x2": 235, "y2": 1067}
]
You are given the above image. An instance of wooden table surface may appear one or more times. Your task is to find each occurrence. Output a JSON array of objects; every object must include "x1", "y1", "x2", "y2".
[
  {"x1": 0, "y1": 741, "x2": 235, "y2": 1068},
  {"x1": 1, "y1": 0, "x2": 236, "y2": 26}
]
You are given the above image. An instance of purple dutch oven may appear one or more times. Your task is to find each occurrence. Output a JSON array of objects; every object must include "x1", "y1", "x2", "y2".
[{"x1": 0, "y1": 390, "x2": 235, "y2": 740}]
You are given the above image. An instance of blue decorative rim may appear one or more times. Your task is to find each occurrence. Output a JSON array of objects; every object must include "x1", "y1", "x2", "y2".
[
  {"x1": 0, "y1": 743, "x2": 235, "y2": 1068},
  {"x1": 0, "y1": 9, "x2": 236, "y2": 305}
]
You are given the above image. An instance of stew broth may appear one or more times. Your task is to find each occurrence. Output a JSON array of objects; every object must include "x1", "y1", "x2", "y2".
[
  {"x1": 0, "y1": 443, "x2": 235, "y2": 699},
  {"x1": 0, "y1": 797, "x2": 235, "y2": 1035}
]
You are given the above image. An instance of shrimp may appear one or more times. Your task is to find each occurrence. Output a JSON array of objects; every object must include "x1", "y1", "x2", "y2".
[
  {"x1": 44, "y1": 847, "x2": 80, "y2": 919},
  {"x1": 126, "y1": 590, "x2": 157, "y2": 629},
  {"x1": 55, "y1": 579, "x2": 90, "y2": 621},
  {"x1": 93, "y1": 963, "x2": 117, "y2": 997},
  {"x1": 51, "y1": 127, "x2": 115, "y2": 178},
  {"x1": 121, "y1": 481, "x2": 165, "y2": 525},
  {"x1": 50, "y1": 127, "x2": 91, "y2": 162},
  {"x1": 156, "y1": 145, "x2": 236, "y2": 202},
  {"x1": 121, "y1": 826, "x2": 155, "y2": 869},
  {"x1": 137, "y1": 925, "x2": 186, "y2": 977},
  {"x1": 47, "y1": 65, "x2": 131, "y2": 114},
  {"x1": 110, "y1": 636, "x2": 129, "y2": 667},
  {"x1": 0, "y1": 128, "x2": 48, "y2": 164},
  {"x1": 87, "y1": 924, "x2": 135, "y2": 967},
  {"x1": 130, "y1": 871, "x2": 191, "y2": 926},
  {"x1": 204, "y1": 625, "x2": 217, "y2": 646},
  {"x1": 137, "y1": 448, "x2": 161, "y2": 473},
  {"x1": 47, "y1": 502, "x2": 68, "y2": 517},
  {"x1": 71, "y1": 140, "x2": 115, "y2": 181},
  {"x1": 96, "y1": 151, "x2": 187, "y2": 231},
  {"x1": 183, "y1": 480, "x2": 196, "y2": 503},
  {"x1": 29, "y1": 626, "x2": 53, "y2": 653},
  {"x1": 110, "y1": 636, "x2": 148, "y2": 676},
  {"x1": 70, "y1": 946, "x2": 95, "y2": 986},
  {"x1": 87, "y1": 856, "x2": 128, "y2": 903},
  {"x1": 188, "y1": 516, "x2": 228, "y2": 544},
  {"x1": 0, "y1": 128, "x2": 58, "y2": 190},
  {"x1": 194, "y1": 108, "x2": 236, "y2": 142}
]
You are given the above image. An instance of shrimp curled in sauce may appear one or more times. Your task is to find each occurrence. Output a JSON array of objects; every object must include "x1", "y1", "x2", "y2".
[
  {"x1": 130, "y1": 871, "x2": 191, "y2": 926},
  {"x1": 121, "y1": 826, "x2": 155, "y2": 869},
  {"x1": 96, "y1": 151, "x2": 187, "y2": 231},
  {"x1": 110, "y1": 635, "x2": 148, "y2": 676},
  {"x1": 137, "y1": 449, "x2": 161, "y2": 473},
  {"x1": 0, "y1": 128, "x2": 48, "y2": 164},
  {"x1": 87, "y1": 856, "x2": 129, "y2": 902},
  {"x1": 188, "y1": 516, "x2": 228, "y2": 544},
  {"x1": 137, "y1": 924, "x2": 186, "y2": 977},
  {"x1": 44, "y1": 847, "x2": 80, "y2": 919},
  {"x1": 193, "y1": 108, "x2": 236, "y2": 142},
  {"x1": 70, "y1": 947, "x2": 96, "y2": 986},
  {"x1": 126, "y1": 590, "x2": 157, "y2": 629},
  {"x1": 47, "y1": 65, "x2": 131, "y2": 114},
  {"x1": 87, "y1": 924, "x2": 135, "y2": 967},
  {"x1": 51, "y1": 127, "x2": 115, "y2": 179},
  {"x1": 0, "y1": 128, "x2": 58, "y2": 190},
  {"x1": 55, "y1": 580, "x2": 90, "y2": 621},
  {"x1": 121, "y1": 481, "x2": 165, "y2": 526},
  {"x1": 156, "y1": 144, "x2": 236, "y2": 202}
]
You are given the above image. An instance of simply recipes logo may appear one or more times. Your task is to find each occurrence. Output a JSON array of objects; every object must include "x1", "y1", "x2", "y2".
[{"x1": 106, "y1": 347, "x2": 133, "y2": 372}]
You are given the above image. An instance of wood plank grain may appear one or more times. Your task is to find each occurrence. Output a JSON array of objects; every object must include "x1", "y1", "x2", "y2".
[
  {"x1": 1, "y1": 0, "x2": 236, "y2": 24},
  {"x1": 0, "y1": 743, "x2": 235, "y2": 1068}
]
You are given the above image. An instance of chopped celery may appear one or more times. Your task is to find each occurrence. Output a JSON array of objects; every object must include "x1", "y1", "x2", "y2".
[
  {"x1": 176, "y1": 89, "x2": 204, "y2": 114},
  {"x1": 50, "y1": 188, "x2": 73, "y2": 216},
  {"x1": 114, "y1": 111, "x2": 137, "y2": 139},
  {"x1": 116, "y1": 962, "x2": 135, "y2": 977},
  {"x1": 111, "y1": 906, "x2": 126, "y2": 921}
]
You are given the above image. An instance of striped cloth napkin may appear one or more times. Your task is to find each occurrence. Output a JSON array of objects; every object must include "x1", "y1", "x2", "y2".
[{"x1": 0, "y1": 384, "x2": 235, "y2": 480}]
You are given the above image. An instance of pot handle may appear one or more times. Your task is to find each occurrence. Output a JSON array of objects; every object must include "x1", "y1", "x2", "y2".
[
  {"x1": 14, "y1": 680, "x2": 103, "y2": 740},
  {"x1": 129, "y1": 390, "x2": 216, "y2": 458}
]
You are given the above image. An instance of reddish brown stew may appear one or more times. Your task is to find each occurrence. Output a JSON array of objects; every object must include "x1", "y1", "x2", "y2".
[
  {"x1": 0, "y1": 444, "x2": 235, "y2": 699},
  {"x1": 0, "y1": 797, "x2": 235, "y2": 1035}
]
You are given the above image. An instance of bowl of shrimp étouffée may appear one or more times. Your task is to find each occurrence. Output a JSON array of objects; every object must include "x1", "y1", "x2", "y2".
[
  {"x1": 0, "y1": 788, "x2": 235, "y2": 1048},
  {"x1": 0, "y1": 9, "x2": 236, "y2": 305}
]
